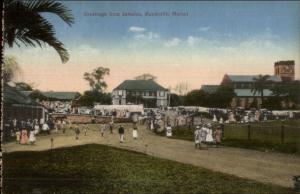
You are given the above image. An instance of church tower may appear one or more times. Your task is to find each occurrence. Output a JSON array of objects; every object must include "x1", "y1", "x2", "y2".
[{"x1": 274, "y1": 60, "x2": 295, "y2": 81}]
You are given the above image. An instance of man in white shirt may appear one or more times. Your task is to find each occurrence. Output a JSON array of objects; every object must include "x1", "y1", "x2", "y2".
[{"x1": 42, "y1": 123, "x2": 50, "y2": 134}]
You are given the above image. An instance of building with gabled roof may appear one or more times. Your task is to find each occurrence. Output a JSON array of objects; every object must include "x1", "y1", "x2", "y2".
[
  {"x1": 112, "y1": 80, "x2": 169, "y2": 108},
  {"x1": 3, "y1": 83, "x2": 48, "y2": 122},
  {"x1": 200, "y1": 60, "x2": 296, "y2": 109}
]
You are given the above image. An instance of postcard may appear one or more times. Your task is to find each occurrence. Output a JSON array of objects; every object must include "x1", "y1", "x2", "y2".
[{"x1": 2, "y1": 1, "x2": 300, "y2": 193}]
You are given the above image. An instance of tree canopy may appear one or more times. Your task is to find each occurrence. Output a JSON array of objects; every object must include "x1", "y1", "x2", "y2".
[
  {"x1": 4, "y1": 0, "x2": 74, "y2": 63},
  {"x1": 84, "y1": 67, "x2": 110, "y2": 92},
  {"x1": 251, "y1": 74, "x2": 271, "y2": 108},
  {"x1": 135, "y1": 73, "x2": 157, "y2": 81},
  {"x1": 3, "y1": 56, "x2": 21, "y2": 82}
]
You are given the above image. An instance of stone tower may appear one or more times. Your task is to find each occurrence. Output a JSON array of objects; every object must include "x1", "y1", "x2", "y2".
[{"x1": 274, "y1": 60, "x2": 295, "y2": 81}]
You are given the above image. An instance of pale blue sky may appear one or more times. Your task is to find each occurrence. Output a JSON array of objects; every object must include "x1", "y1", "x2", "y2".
[{"x1": 6, "y1": 1, "x2": 300, "y2": 92}]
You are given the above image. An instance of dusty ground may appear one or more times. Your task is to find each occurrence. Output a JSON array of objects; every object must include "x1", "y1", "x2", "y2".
[{"x1": 3, "y1": 123, "x2": 300, "y2": 188}]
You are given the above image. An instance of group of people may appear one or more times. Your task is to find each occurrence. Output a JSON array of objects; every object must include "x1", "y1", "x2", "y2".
[
  {"x1": 71, "y1": 121, "x2": 139, "y2": 143},
  {"x1": 194, "y1": 123, "x2": 222, "y2": 149},
  {"x1": 9, "y1": 118, "x2": 49, "y2": 145}
]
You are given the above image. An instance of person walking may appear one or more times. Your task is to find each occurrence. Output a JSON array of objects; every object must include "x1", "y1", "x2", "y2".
[
  {"x1": 75, "y1": 125, "x2": 80, "y2": 140},
  {"x1": 100, "y1": 123, "x2": 106, "y2": 137},
  {"x1": 132, "y1": 124, "x2": 138, "y2": 140},
  {"x1": 83, "y1": 124, "x2": 88, "y2": 136},
  {"x1": 109, "y1": 122, "x2": 114, "y2": 134},
  {"x1": 118, "y1": 125, "x2": 125, "y2": 143},
  {"x1": 29, "y1": 130, "x2": 36, "y2": 145},
  {"x1": 214, "y1": 126, "x2": 222, "y2": 147},
  {"x1": 194, "y1": 126, "x2": 201, "y2": 149}
]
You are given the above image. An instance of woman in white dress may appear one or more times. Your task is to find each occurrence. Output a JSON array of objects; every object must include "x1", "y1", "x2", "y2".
[
  {"x1": 34, "y1": 124, "x2": 40, "y2": 135},
  {"x1": 29, "y1": 130, "x2": 36, "y2": 145},
  {"x1": 132, "y1": 125, "x2": 138, "y2": 139},
  {"x1": 166, "y1": 125, "x2": 172, "y2": 137}
]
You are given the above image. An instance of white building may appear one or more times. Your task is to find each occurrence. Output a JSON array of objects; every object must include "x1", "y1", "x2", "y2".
[{"x1": 112, "y1": 80, "x2": 169, "y2": 108}]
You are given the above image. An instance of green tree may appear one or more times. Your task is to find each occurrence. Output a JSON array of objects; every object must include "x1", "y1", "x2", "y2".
[
  {"x1": 271, "y1": 80, "x2": 300, "y2": 108},
  {"x1": 4, "y1": 0, "x2": 74, "y2": 63},
  {"x1": 213, "y1": 86, "x2": 235, "y2": 108},
  {"x1": 251, "y1": 74, "x2": 271, "y2": 108},
  {"x1": 169, "y1": 93, "x2": 183, "y2": 107},
  {"x1": 84, "y1": 67, "x2": 110, "y2": 92},
  {"x1": 3, "y1": 56, "x2": 21, "y2": 82},
  {"x1": 135, "y1": 73, "x2": 157, "y2": 81},
  {"x1": 184, "y1": 90, "x2": 207, "y2": 106},
  {"x1": 76, "y1": 91, "x2": 111, "y2": 107}
]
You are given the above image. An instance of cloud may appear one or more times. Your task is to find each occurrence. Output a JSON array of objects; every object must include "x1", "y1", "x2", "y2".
[
  {"x1": 187, "y1": 36, "x2": 203, "y2": 46},
  {"x1": 129, "y1": 26, "x2": 147, "y2": 33},
  {"x1": 198, "y1": 26, "x2": 210, "y2": 32},
  {"x1": 164, "y1": 38, "x2": 181, "y2": 47},
  {"x1": 134, "y1": 31, "x2": 159, "y2": 41},
  {"x1": 128, "y1": 26, "x2": 159, "y2": 41}
]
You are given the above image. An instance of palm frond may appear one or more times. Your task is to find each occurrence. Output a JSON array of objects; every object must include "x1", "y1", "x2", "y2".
[
  {"x1": 26, "y1": 0, "x2": 74, "y2": 26},
  {"x1": 4, "y1": 0, "x2": 73, "y2": 63}
]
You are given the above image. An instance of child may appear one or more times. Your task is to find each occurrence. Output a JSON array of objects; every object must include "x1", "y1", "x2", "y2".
[
  {"x1": 29, "y1": 130, "x2": 36, "y2": 145},
  {"x1": 15, "y1": 130, "x2": 21, "y2": 144},
  {"x1": 132, "y1": 125, "x2": 138, "y2": 140}
]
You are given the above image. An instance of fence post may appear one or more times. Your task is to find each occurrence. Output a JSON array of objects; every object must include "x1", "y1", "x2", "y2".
[
  {"x1": 247, "y1": 124, "x2": 251, "y2": 140},
  {"x1": 281, "y1": 124, "x2": 285, "y2": 144}
]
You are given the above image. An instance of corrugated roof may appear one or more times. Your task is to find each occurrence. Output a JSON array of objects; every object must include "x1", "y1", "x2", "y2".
[
  {"x1": 227, "y1": 75, "x2": 281, "y2": 82},
  {"x1": 42, "y1": 91, "x2": 80, "y2": 100},
  {"x1": 114, "y1": 80, "x2": 168, "y2": 91},
  {"x1": 3, "y1": 84, "x2": 41, "y2": 106},
  {"x1": 234, "y1": 89, "x2": 274, "y2": 97},
  {"x1": 21, "y1": 91, "x2": 80, "y2": 100},
  {"x1": 201, "y1": 85, "x2": 219, "y2": 94}
]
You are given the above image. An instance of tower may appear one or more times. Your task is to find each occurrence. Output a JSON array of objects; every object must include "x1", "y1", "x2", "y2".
[{"x1": 274, "y1": 60, "x2": 295, "y2": 81}]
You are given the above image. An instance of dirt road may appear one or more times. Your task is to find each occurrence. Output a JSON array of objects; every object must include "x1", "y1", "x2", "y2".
[{"x1": 3, "y1": 123, "x2": 300, "y2": 188}]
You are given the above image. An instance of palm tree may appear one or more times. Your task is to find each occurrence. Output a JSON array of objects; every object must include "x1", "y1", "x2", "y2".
[
  {"x1": 4, "y1": 0, "x2": 74, "y2": 63},
  {"x1": 251, "y1": 74, "x2": 271, "y2": 108}
]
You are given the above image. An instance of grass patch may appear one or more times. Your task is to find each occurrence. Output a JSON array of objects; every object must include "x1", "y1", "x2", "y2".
[
  {"x1": 3, "y1": 144, "x2": 295, "y2": 194},
  {"x1": 156, "y1": 120, "x2": 300, "y2": 154}
]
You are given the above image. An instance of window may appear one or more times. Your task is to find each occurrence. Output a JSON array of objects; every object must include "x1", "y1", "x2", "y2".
[
  {"x1": 118, "y1": 90, "x2": 122, "y2": 96},
  {"x1": 159, "y1": 91, "x2": 164, "y2": 97}
]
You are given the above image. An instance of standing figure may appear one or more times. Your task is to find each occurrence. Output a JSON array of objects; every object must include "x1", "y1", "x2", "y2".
[
  {"x1": 15, "y1": 130, "x2": 21, "y2": 144},
  {"x1": 166, "y1": 125, "x2": 172, "y2": 137},
  {"x1": 118, "y1": 125, "x2": 125, "y2": 143},
  {"x1": 42, "y1": 123, "x2": 50, "y2": 134},
  {"x1": 132, "y1": 125, "x2": 138, "y2": 140},
  {"x1": 75, "y1": 125, "x2": 80, "y2": 140},
  {"x1": 214, "y1": 126, "x2": 222, "y2": 147},
  {"x1": 83, "y1": 124, "x2": 88, "y2": 136},
  {"x1": 194, "y1": 126, "x2": 201, "y2": 149},
  {"x1": 20, "y1": 129, "x2": 28, "y2": 145},
  {"x1": 29, "y1": 130, "x2": 36, "y2": 145},
  {"x1": 109, "y1": 122, "x2": 114, "y2": 134},
  {"x1": 100, "y1": 123, "x2": 106, "y2": 137}
]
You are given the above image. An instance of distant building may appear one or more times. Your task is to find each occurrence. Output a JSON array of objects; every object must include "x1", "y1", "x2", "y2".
[
  {"x1": 112, "y1": 80, "x2": 169, "y2": 108},
  {"x1": 3, "y1": 83, "x2": 48, "y2": 122},
  {"x1": 220, "y1": 74, "x2": 281, "y2": 89},
  {"x1": 274, "y1": 60, "x2": 295, "y2": 81},
  {"x1": 21, "y1": 91, "x2": 81, "y2": 113},
  {"x1": 201, "y1": 60, "x2": 296, "y2": 108}
]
